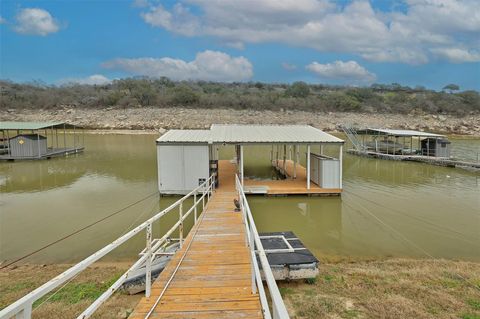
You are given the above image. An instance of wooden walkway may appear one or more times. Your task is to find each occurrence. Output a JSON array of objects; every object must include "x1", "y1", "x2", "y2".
[{"x1": 128, "y1": 179, "x2": 262, "y2": 318}]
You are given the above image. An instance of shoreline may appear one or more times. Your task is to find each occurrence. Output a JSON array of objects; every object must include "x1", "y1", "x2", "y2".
[
  {"x1": 2, "y1": 257, "x2": 479, "y2": 318},
  {"x1": 2, "y1": 107, "x2": 480, "y2": 136}
]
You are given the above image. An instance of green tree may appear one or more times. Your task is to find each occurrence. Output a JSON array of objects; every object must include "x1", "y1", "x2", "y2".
[
  {"x1": 443, "y1": 84, "x2": 460, "y2": 93},
  {"x1": 285, "y1": 81, "x2": 310, "y2": 98},
  {"x1": 171, "y1": 85, "x2": 200, "y2": 105}
]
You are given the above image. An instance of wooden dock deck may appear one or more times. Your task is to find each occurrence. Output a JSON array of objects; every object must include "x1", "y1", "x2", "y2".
[
  {"x1": 128, "y1": 176, "x2": 262, "y2": 318},
  {"x1": 232, "y1": 159, "x2": 341, "y2": 195}
]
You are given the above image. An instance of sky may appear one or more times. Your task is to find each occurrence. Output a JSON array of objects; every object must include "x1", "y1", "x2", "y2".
[{"x1": 0, "y1": 0, "x2": 479, "y2": 90}]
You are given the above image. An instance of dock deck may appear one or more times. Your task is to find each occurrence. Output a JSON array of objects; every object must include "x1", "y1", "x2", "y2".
[
  {"x1": 228, "y1": 159, "x2": 341, "y2": 195},
  {"x1": 128, "y1": 175, "x2": 262, "y2": 318},
  {"x1": 348, "y1": 149, "x2": 480, "y2": 170},
  {"x1": 0, "y1": 147, "x2": 84, "y2": 160}
]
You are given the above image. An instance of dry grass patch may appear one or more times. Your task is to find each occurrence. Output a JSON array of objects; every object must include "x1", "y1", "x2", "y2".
[
  {"x1": 0, "y1": 263, "x2": 141, "y2": 319},
  {"x1": 280, "y1": 258, "x2": 480, "y2": 319}
]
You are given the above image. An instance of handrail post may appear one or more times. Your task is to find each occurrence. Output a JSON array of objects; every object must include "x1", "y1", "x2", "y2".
[
  {"x1": 249, "y1": 223, "x2": 256, "y2": 294},
  {"x1": 202, "y1": 190, "x2": 205, "y2": 210},
  {"x1": 179, "y1": 202, "x2": 184, "y2": 248},
  {"x1": 194, "y1": 192, "x2": 198, "y2": 224},
  {"x1": 145, "y1": 222, "x2": 152, "y2": 298}
]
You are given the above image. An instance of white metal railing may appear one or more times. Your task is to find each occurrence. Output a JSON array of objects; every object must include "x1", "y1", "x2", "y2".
[
  {"x1": 235, "y1": 174, "x2": 290, "y2": 319},
  {"x1": 0, "y1": 175, "x2": 215, "y2": 319}
]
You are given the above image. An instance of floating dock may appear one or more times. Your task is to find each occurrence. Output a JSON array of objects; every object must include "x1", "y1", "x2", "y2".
[
  {"x1": 348, "y1": 149, "x2": 480, "y2": 170},
  {"x1": 220, "y1": 159, "x2": 342, "y2": 196},
  {"x1": 259, "y1": 231, "x2": 319, "y2": 280}
]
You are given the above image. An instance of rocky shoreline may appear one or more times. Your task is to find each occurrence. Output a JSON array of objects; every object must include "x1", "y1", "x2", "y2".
[{"x1": 2, "y1": 107, "x2": 480, "y2": 136}]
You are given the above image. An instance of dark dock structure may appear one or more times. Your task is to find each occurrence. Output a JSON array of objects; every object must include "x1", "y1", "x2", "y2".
[
  {"x1": 342, "y1": 127, "x2": 480, "y2": 170},
  {"x1": 0, "y1": 121, "x2": 84, "y2": 160}
]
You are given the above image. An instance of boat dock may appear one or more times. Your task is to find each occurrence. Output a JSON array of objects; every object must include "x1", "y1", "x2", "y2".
[
  {"x1": 242, "y1": 159, "x2": 342, "y2": 195},
  {"x1": 348, "y1": 149, "x2": 480, "y2": 170}
]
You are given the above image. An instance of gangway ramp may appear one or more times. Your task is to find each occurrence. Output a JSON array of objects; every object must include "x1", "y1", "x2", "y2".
[{"x1": 128, "y1": 189, "x2": 263, "y2": 318}]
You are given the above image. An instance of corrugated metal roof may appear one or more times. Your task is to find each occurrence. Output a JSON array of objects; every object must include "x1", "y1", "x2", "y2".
[
  {"x1": 157, "y1": 124, "x2": 343, "y2": 144},
  {"x1": 359, "y1": 128, "x2": 444, "y2": 137},
  {"x1": 0, "y1": 121, "x2": 79, "y2": 130}
]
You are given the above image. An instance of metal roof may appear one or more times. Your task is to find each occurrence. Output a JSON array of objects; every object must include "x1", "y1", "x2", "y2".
[
  {"x1": 0, "y1": 121, "x2": 79, "y2": 130},
  {"x1": 356, "y1": 128, "x2": 444, "y2": 138},
  {"x1": 157, "y1": 124, "x2": 343, "y2": 144}
]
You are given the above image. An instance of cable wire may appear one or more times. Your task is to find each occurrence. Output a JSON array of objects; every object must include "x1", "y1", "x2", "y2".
[{"x1": 0, "y1": 191, "x2": 158, "y2": 269}]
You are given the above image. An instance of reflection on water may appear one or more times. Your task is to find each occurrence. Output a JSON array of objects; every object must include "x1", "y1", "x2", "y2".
[{"x1": 0, "y1": 134, "x2": 479, "y2": 264}]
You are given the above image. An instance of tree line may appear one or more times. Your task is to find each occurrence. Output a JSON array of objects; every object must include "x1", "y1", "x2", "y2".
[{"x1": 0, "y1": 78, "x2": 478, "y2": 115}]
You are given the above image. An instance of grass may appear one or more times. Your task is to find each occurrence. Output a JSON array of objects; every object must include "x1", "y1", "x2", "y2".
[
  {"x1": 279, "y1": 258, "x2": 480, "y2": 319},
  {"x1": 0, "y1": 263, "x2": 141, "y2": 319},
  {"x1": 1, "y1": 258, "x2": 479, "y2": 318}
]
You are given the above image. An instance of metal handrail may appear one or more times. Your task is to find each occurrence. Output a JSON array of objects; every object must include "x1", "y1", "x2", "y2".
[
  {"x1": 0, "y1": 175, "x2": 215, "y2": 319},
  {"x1": 235, "y1": 174, "x2": 290, "y2": 319}
]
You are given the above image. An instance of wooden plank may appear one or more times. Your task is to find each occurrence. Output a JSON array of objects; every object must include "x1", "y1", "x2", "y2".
[{"x1": 129, "y1": 184, "x2": 261, "y2": 319}]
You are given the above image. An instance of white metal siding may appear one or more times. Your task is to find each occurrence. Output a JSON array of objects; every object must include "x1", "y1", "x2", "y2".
[
  {"x1": 157, "y1": 145, "x2": 209, "y2": 194},
  {"x1": 184, "y1": 146, "x2": 210, "y2": 190},
  {"x1": 158, "y1": 145, "x2": 184, "y2": 192},
  {"x1": 309, "y1": 154, "x2": 341, "y2": 189}
]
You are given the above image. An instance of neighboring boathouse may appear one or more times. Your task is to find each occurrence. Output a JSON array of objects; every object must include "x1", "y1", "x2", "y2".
[
  {"x1": 156, "y1": 124, "x2": 344, "y2": 195},
  {"x1": 0, "y1": 121, "x2": 84, "y2": 160}
]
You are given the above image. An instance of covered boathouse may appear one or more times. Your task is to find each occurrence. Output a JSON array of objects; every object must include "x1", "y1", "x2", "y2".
[
  {"x1": 0, "y1": 121, "x2": 84, "y2": 160},
  {"x1": 156, "y1": 124, "x2": 344, "y2": 195},
  {"x1": 346, "y1": 128, "x2": 451, "y2": 158}
]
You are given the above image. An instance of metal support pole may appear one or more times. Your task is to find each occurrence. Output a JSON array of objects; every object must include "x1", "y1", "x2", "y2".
[
  {"x1": 145, "y1": 222, "x2": 152, "y2": 298},
  {"x1": 73, "y1": 125, "x2": 76, "y2": 150},
  {"x1": 37, "y1": 133, "x2": 41, "y2": 158},
  {"x1": 240, "y1": 145, "x2": 244, "y2": 186},
  {"x1": 63, "y1": 124, "x2": 66, "y2": 151},
  {"x1": 307, "y1": 145, "x2": 311, "y2": 190},
  {"x1": 339, "y1": 145, "x2": 343, "y2": 189},
  {"x1": 194, "y1": 192, "x2": 198, "y2": 224},
  {"x1": 293, "y1": 145, "x2": 297, "y2": 179},
  {"x1": 320, "y1": 144, "x2": 324, "y2": 155},
  {"x1": 179, "y1": 203, "x2": 183, "y2": 248}
]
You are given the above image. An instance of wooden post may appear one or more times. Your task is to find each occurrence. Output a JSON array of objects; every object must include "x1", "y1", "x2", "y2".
[
  {"x1": 63, "y1": 124, "x2": 66, "y2": 151},
  {"x1": 307, "y1": 145, "x2": 311, "y2": 190},
  {"x1": 283, "y1": 144, "x2": 286, "y2": 175}
]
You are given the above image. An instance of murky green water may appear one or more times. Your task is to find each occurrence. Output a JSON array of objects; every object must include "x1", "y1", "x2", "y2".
[{"x1": 0, "y1": 134, "x2": 479, "y2": 265}]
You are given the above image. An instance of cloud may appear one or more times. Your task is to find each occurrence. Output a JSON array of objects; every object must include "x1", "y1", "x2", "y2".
[
  {"x1": 306, "y1": 60, "x2": 376, "y2": 83},
  {"x1": 102, "y1": 50, "x2": 253, "y2": 82},
  {"x1": 281, "y1": 62, "x2": 297, "y2": 71},
  {"x1": 13, "y1": 8, "x2": 60, "y2": 36},
  {"x1": 60, "y1": 74, "x2": 111, "y2": 85},
  {"x1": 0, "y1": 16, "x2": 6, "y2": 24},
  {"x1": 138, "y1": 0, "x2": 480, "y2": 64},
  {"x1": 430, "y1": 48, "x2": 480, "y2": 63}
]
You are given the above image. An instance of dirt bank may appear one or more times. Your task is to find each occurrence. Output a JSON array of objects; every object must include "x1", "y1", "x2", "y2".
[
  {"x1": 2, "y1": 107, "x2": 480, "y2": 136},
  {"x1": 1, "y1": 258, "x2": 479, "y2": 319}
]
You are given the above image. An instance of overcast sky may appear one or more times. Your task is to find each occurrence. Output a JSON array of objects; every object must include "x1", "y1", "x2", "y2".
[{"x1": 0, "y1": 0, "x2": 479, "y2": 90}]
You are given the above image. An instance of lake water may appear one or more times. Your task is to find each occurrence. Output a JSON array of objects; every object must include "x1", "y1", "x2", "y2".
[{"x1": 0, "y1": 134, "x2": 479, "y2": 265}]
